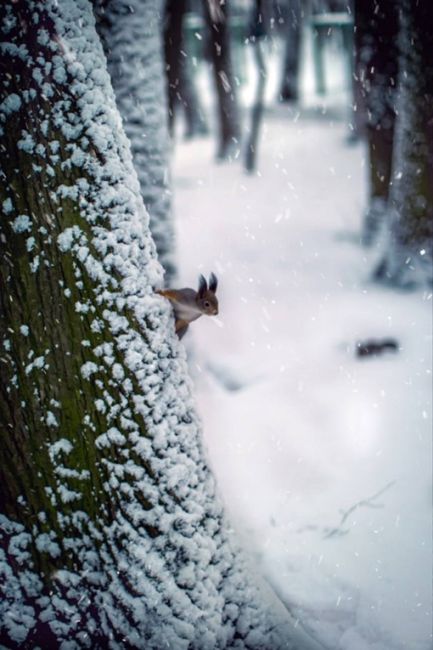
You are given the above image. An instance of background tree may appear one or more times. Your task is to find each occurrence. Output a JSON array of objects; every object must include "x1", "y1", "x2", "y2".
[
  {"x1": 353, "y1": 0, "x2": 399, "y2": 245},
  {"x1": 277, "y1": 0, "x2": 302, "y2": 103},
  {"x1": 94, "y1": 0, "x2": 176, "y2": 283},
  {"x1": 179, "y1": 57, "x2": 210, "y2": 138},
  {"x1": 163, "y1": 0, "x2": 208, "y2": 139},
  {"x1": 244, "y1": 0, "x2": 272, "y2": 173},
  {"x1": 0, "y1": 1, "x2": 323, "y2": 647},
  {"x1": 375, "y1": 0, "x2": 433, "y2": 286},
  {"x1": 163, "y1": 0, "x2": 188, "y2": 134},
  {"x1": 202, "y1": 0, "x2": 241, "y2": 160}
]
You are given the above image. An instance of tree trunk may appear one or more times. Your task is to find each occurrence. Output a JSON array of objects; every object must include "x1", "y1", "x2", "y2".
[
  {"x1": 278, "y1": 0, "x2": 302, "y2": 102},
  {"x1": 245, "y1": 40, "x2": 267, "y2": 173},
  {"x1": 202, "y1": 0, "x2": 241, "y2": 160},
  {"x1": 180, "y1": 52, "x2": 209, "y2": 138},
  {"x1": 244, "y1": 0, "x2": 272, "y2": 174},
  {"x1": 0, "y1": 1, "x2": 321, "y2": 647},
  {"x1": 164, "y1": 3, "x2": 209, "y2": 139},
  {"x1": 353, "y1": 0, "x2": 399, "y2": 245},
  {"x1": 163, "y1": 0, "x2": 188, "y2": 135},
  {"x1": 374, "y1": 0, "x2": 433, "y2": 286},
  {"x1": 94, "y1": 0, "x2": 176, "y2": 284}
]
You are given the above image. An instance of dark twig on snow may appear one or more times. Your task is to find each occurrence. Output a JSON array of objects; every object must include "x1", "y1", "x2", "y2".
[
  {"x1": 323, "y1": 481, "x2": 396, "y2": 539},
  {"x1": 355, "y1": 338, "x2": 399, "y2": 358}
]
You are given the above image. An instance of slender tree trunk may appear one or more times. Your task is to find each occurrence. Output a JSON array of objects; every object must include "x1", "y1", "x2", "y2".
[
  {"x1": 278, "y1": 0, "x2": 302, "y2": 102},
  {"x1": 353, "y1": 0, "x2": 399, "y2": 245},
  {"x1": 181, "y1": 54, "x2": 209, "y2": 138},
  {"x1": 375, "y1": 0, "x2": 433, "y2": 286},
  {"x1": 94, "y1": 0, "x2": 176, "y2": 284},
  {"x1": 0, "y1": 1, "x2": 322, "y2": 647},
  {"x1": 244, "y1": 0, "x2": 271, "y2": 173},
  {"x1": 164, "y1": 3, "x2": 209, "y2": 139},
  {"x1": 163, "y1": 0, "x2": 188, "y2": 135},
  {"x1": 245, "y1": 40, "x2": 267, "y2": 173},
  {"x1": 202, "y1": 0, "x2": 241, "y2": 160}
]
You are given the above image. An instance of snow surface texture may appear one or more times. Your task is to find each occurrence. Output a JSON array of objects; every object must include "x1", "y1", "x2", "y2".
[
  {"x1": 94, "y1": 0, "x2": 176, "y2": 283},
  {"x1": 173, "y1": 102, "x2": 432, "y2": 650},
  {"x1": 0, "y1": 1, "x2": 325, "y2": 648}
]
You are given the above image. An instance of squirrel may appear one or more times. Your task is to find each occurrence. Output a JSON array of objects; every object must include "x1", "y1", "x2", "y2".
[{"x1": 156, "y1": 273, "x2": 219, "y2": 339}]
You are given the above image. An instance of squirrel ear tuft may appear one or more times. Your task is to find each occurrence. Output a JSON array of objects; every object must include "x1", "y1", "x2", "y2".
[
  {"x1": 209, "y1": 272, "x2": 218, "y2": 293},
  {"x1": 198, "y1": 274, "x2": 208, "y2": 296}
]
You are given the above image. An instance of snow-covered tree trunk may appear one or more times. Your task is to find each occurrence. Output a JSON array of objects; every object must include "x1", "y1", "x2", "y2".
[
  {"x1": 0, "y1": 1, "x2": 322, "y2": 648},
  {"x1": 374, "y1": 0, "x2": 433, "y2": 287},
  {"x1": 94, "y1": 0, "x2": 176, "y2": 283}
]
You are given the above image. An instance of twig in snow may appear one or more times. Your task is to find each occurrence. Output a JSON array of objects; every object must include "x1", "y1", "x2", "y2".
[{"x1": 323, "y1": 480, "x2": 396, "y2": 539}]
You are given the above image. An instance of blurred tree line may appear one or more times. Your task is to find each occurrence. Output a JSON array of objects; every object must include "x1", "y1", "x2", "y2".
[
  {"x1": 354, "y1": 0, "x2": 433, "y2": 287},
  {"x1": 163, "y1": 0, "x2": 433, "y2": 288}
]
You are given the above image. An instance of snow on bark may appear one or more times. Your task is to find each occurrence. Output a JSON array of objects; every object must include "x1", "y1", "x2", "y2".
[
  {"x1": 0, "y1": 1, "x2": 320, "y2": 648},
  {"x1": 94, "y1": 0, "x2": 176, "y2": 283}
]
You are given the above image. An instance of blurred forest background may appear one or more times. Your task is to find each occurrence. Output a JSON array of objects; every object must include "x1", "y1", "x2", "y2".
[{"x1": 161, "y1": 0, "x2": 432, "y2": 289}]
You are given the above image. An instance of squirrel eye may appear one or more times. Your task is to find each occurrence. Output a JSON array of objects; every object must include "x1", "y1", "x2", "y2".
[{"x1": 204, "y1": 301, "x2": 210, "y2": 308}]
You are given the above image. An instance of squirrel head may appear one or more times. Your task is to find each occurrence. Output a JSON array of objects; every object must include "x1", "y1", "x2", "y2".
[{"x1": 197, "y1": 273, "x2": 218, "y2": 315}]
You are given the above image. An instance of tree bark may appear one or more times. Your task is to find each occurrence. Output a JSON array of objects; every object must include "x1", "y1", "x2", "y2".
[
  {"x1": 244, "y1": 0, "x2": 272, "y2": 174},
  {"x1": 353, "y1": 0, "x2": 399, "y2": 245},
  {"x1": 374, "y1": 0, "x2": 433, "y2": 286},
  {"x1": 0, "y1": 1, "x2": 321, "y2": 647},
  {"x1": 278, "y1": 0, "x2": 302, "y2": 102},
  {"x1": 202, "y1": 0, "x2": 241, "y2": 160},
  {"x1": 245, "y1": 40, "x2": 267, "y2": 173},
  {"x1": 164, "y1": 3, "x2": 209, "y2": 139},
  {"x1": 180, "y1": 52, "x2": 210, "y2": 138},
  {"x1": 163, "y1": 0, "x2": 188, "y2": 135},
  {"x1": 94, "y1": 0, "x2": 176, "y2": 284}
]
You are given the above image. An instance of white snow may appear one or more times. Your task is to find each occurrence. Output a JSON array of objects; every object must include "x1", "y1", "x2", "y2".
[
  {"x1": 11, "y1": 214, "x2": 32, "y2": 233},
  {"x1": 35, "y1": 533, "x2": 61, "y2": 558},
  {"x1": 0, "y1": 93, "x2": 21, "y2": 115},
  {"x1": 57, "y1": 225, "x2": 83, "y2": 252},
  {"x1": 17, "y1": 131, "x2": 35, "y2": 153},
  {"x1": 80, "y1": 361, "x2": 98, "y2": 379},
  {"x1": 172, "y1": 106, "x2": 432, "y2": 650},
  {"x1": 3, "y1": 198, "x2": 13, "y2": 214},
  {"x1": 45, "y1": 411, "x2": 59, "y2": 428},
  {"x1": 57, "y1": 485, "x2": 82, "y2": 504},
  {"x1": 25, "y1": 236, "x2": 35, "y2": 252},
  {"x1": 95, "y1": 427, "x2": 127, "y2": 449},
  {"x1": 29, "y1": 255, "x2": 40, "y2": 273},
  {"x1": 25, "y1": 354, "x2": 46, "y2": 374},
  {"x1": 49, "y1": 439, "x2": 74, "y2": 460}
]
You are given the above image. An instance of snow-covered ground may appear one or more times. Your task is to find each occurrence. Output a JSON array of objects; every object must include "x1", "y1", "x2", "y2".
[{"x1": 171, "y1": 71, "x2": 432, "y2": 650}]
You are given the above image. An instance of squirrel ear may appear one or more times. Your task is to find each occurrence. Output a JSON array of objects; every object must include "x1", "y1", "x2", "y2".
[
  {"x1": 209, "y1": 272, "x2": 218, "y2": 293},
  {"x1": 198, "y1": 274, "x2": 208, "y2": 296}
]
